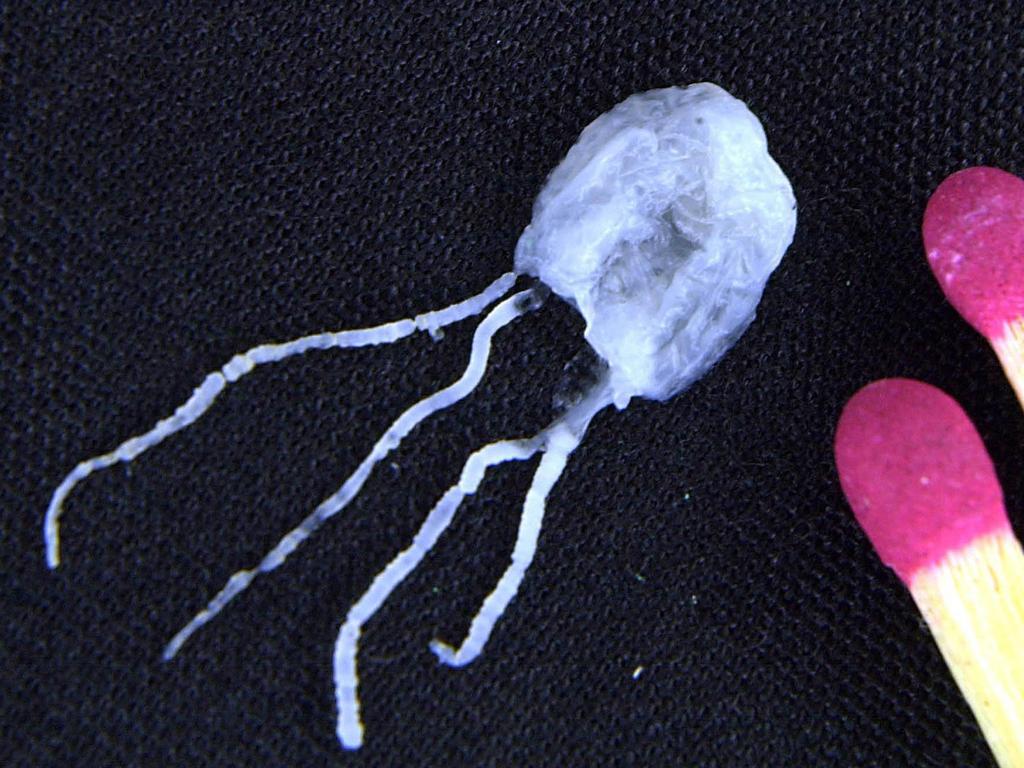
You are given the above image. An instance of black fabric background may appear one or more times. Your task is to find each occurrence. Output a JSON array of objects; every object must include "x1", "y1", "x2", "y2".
[{"x1": 4, "y1": 2, "x2": 1024, "y2": 766}]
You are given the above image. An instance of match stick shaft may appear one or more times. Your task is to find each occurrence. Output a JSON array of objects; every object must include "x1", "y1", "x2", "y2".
[
  {"x1": 910, "y1": 531, "x2": 1024, "y2": 768},
  {"x1": 992, "y1": 319, "x2": 1024, "y2": 417}
]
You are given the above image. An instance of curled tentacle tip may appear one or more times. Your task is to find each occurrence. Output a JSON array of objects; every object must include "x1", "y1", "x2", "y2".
[
  {"x1": 162, "y1": 631, "x2": 191, "y2": 662},
  {"x1": 429, "y1": 639, "x2": 459, "y2": 666},
  {"x1": 338, "y1": 730, "x2": 363, "y2": 751},
  {"x1": 44, "y1": 534, "x2": 61, "y2": 569}
]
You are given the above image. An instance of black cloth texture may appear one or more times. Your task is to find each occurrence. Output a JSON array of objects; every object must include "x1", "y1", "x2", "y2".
[{"x1": 4, "y1": 2, "x2": 1024, "y2": 766}]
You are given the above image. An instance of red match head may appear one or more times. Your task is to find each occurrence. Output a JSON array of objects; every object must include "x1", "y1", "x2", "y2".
[
  {"x1": 922, "y1": 166, "x2": 1024, "y2": 340},
  {"x1": 834, "y1": 378, "x2": 1009, "y2": 585}
]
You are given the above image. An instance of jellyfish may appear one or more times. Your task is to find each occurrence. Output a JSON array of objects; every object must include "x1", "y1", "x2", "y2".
[{"x1": 43, "y1": 82, "x2": 797, "y2": 749}]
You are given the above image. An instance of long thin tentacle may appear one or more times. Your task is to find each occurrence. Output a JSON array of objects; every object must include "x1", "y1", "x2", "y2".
[
  {"x1": 430, "y1": 381, "x2": 611, "y2": 668},
  {"x1": 334, "y1": 437, "x2": 541, "y2": 750},
  {"x1": 162, "y1": 286, "x2": 542, "y2": 661},
  {"x1": 43, "y1": 272, "x2": 517, "y2": 568}
]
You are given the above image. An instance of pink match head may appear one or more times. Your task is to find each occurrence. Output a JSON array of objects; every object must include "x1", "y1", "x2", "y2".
[
  {"x1": 922, "y1": 166, "x2": 1024, "y2": 339},
  {"x1": 834, "y1": 378, "x2": 1009, "y2": 585}
]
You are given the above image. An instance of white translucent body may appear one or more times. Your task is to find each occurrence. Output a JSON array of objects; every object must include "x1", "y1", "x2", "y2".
[
  {"x1": 516, "y1": 83, "x2": 797, "y2": 407},
  {"x1": 43, "y1": 83, "x2": 795, "y2": 752}
]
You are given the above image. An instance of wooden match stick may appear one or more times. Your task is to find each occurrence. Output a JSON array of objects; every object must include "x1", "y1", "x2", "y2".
[
  {"x1": 835, "y1": 378, "x2": 1024, "y2": 768},
  {"x1": 923, "y1": 166, "x2": 1024, "y2": 408}
]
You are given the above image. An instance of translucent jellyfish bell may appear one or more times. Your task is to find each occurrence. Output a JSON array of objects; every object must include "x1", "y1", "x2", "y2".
[
  {"x1": 517, "y1": 83, "x2": 796, "y2": 407},
  {"x1": 42, "y1": 82, "x2": 796, "y2": 751}
]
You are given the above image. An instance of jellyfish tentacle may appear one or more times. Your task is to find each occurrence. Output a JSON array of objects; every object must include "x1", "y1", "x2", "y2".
[
  {"x1": 163, "y1": 286, "x2": 543, "y2": 661},
  {"x1": 334, "y1": 436, "x2": 541, "y2": 750},
  {"x1": 43, "y1": 272, "x2": 517, "y2": 569},
  {"x1": 428, "y1": 427, "x2": 576, "y2": 668},
  {"x1": 430, "y1": 382, "x2": 611, "y2": 668}
]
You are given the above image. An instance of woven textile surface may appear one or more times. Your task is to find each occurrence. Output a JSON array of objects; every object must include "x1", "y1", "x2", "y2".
[{"x1": 4, "y1": 2, "x2": 1024, "y2": 766}]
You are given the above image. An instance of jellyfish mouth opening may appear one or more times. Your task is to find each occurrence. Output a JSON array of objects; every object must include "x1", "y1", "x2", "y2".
[{"x1": 595, "y1": 209, "x2": 707, "y2": 307}]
